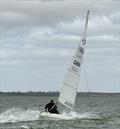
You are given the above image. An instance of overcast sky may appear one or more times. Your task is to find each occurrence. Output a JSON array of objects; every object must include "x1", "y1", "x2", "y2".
[{"x1": 0, "y1": 0, "x2": 120, "y2": 92}]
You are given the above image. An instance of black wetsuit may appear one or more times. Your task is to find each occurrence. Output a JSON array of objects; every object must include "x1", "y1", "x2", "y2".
[{"x1": 45, "y1": 102, "x2": 59, "y2": 114}]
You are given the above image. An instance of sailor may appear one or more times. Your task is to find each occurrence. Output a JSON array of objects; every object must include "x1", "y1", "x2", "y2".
[{"x1": 45, "y1": 100, "x2": 59, "y2": 114}]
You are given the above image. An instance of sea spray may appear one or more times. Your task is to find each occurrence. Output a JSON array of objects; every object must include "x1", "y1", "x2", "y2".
[
  {"x1": 0, "y1": 108, "x2": 99, "y2": 123},
  {"x1": 0, "y1": 108, "x2": 40, "y2": 123},
  {"x1": 61, "y1": 111, "x2": 99, "y2": 119}
]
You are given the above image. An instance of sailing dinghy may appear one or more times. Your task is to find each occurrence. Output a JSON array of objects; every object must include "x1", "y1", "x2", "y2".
[{"x1": 40, "y1": 10, "x2": 90, "y2": 120}]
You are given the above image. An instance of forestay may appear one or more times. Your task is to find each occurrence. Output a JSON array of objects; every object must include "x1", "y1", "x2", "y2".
[{"x1": 58, "y1": 10, "x2": 90, "y2": 110}]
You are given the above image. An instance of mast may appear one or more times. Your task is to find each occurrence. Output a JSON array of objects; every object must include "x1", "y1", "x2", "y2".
[{"x1": 58, "y1": 10, "x2": 90, "y2": 110}]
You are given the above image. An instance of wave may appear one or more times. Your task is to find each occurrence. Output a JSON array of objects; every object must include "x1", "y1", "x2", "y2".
[
  {"x1": 0, "y1": 108, "x2": 99, "y2": 123},
  {"x1": 0, "y1": 108, "x2": 39, "y2": 123}
]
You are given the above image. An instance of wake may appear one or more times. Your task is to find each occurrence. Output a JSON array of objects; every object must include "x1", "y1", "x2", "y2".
[{"x1": 0, "y1": 108, "x2": 99, "y2": 123}]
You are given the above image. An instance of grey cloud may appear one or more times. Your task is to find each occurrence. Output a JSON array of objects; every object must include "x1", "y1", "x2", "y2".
[
  {"x1": 0, "y1": 0, "x2": 119, "y2": 92},
  {"x1": 1, "y1": 0, "x2": 119, "y2": 29}
]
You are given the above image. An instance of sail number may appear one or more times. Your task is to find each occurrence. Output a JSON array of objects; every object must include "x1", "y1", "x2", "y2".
[
  {"x1": 82, "y1": 39, "x2": 86, "y2": 45},
  {"x1": 73, "y1": 60, "x2": 80, "y2": 67},
  {"x1": 77, "y1": 47, "x2": 84, "y2": 55}
]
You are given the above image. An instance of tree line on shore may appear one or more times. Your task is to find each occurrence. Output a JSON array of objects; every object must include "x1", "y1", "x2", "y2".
[{"x1": 0, "y1": 91, "x2": 119, "y2": 97}]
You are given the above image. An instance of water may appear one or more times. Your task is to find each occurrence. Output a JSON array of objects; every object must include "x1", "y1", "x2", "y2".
[{"x1": 0, "y1": 95, "x2": 120, "y2": 129}]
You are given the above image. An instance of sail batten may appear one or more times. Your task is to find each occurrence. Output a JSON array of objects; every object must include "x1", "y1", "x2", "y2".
[
  {"x1": 58, "y1": 10, "x2": 89, "y2": 110},
  {"x1": 58, "y1": 96, "x2": 74, "y2": 109},
  {"x1": 63, "y1": 81, "x2": 78, "y2": 92}
]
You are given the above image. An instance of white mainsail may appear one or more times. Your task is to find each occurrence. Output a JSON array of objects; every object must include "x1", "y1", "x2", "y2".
[{"x1": 58, "y1": 10, "x2": 90, "y2": 110}]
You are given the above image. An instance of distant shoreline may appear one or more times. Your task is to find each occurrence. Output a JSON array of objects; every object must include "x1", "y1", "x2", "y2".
[{"x1": 0, "y1": 91, "x2": 119, "y2": 97}]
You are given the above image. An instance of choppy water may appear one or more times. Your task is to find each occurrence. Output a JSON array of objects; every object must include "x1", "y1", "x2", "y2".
[{"x1": 0, "y1": 95, "x2": 120, "y2": 129}]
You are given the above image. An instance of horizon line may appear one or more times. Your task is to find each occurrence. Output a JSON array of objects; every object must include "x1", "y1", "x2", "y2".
[{"x1": 0, "y1": 91, "x2": 120, "y2": 94}]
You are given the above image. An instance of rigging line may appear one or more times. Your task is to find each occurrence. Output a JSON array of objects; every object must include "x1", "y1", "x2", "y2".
[
  {"x1": 83, "y1": 65, "x2": 93, "y2": 107},
  {"x1": 83, "y1": 65, "x2": 90, "y2": 93}
]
